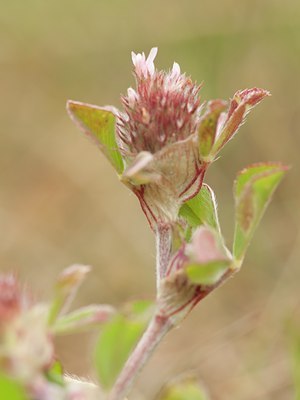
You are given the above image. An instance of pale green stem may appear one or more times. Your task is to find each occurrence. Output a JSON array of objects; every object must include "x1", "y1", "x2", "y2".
[
  {"x1": 108, "y1": 314, "x2": 172, "y2": 400},
  {"x1": 155, "y1": 224, "x2": 172, "y2": 289}
]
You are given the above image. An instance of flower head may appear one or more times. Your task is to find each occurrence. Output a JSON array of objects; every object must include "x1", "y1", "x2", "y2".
[
  {"x1": 0, "y1": 274, "x2": 30, "y2": 324},
  {"x1": 117, "y1": 48, "x2": 201, "y2": 157}
]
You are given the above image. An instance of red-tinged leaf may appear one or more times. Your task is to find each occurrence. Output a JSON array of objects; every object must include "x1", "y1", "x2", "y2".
[
  {"x1": 211, "y1": 88, "x2": 270, "y2": 157},
  {"x1": 198, "y1": 99, "x2": 227, "y2": 159}
]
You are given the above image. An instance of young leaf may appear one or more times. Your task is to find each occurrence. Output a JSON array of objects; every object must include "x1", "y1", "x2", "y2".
[
  {"x1": 179, "y1": 184, "x2": 221, "y2": 233},
  {"x1": 48, "y1": 264, "x2": 91, "y2": 325},
  {"x1": 0, "y1": 374, "x2": 28, "y2": 400},
  {"x1": 45, "y1": 360, "x2": 64, "y2": 386},
  {"x1": 198, "y1": 99, "x2": 227, "y2": 160},
  {"x1": 233, "y1": 163, "x2": 288, "y2": 262},
  {"x1": 159, "y1": 380, "x2": 209, "y2": 400},
  {"x1": 67, "y1": 101, "x2": 124, "y2": 174},
  {"x1": 185, "y1": 226, "x2": 231, "y2": 285},
  {"x1": 210, "y1": 88, "x2": 270, "y2": 157},
  {"x1": 186, "y1": 260, "x2": 230, "y2": 286},
  {"x1": 94, "y1": 314, "x2": 147, "y2": 390},
  {"x1": 52, "y1": 304, "x2": 115, "y2": 335}
]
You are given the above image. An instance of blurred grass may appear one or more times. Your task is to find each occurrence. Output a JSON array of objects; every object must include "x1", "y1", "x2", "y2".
[{"x1": 0, "y1": 0, "x2": 299, "y2": 399}]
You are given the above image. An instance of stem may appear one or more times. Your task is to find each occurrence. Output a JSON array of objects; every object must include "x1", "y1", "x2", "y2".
[
  {"x1": 108, "y1": 314, "x2": 172, "y2": 400},
  {"x1": 155, "y1": 224, "x2": 172, "y2": 289}
]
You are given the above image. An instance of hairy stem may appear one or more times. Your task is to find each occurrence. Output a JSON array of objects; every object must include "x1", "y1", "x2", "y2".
[
  {"x1": 155, "y1": 224, "x2": 172, "y2": 289},
  {"x1": 108, "y1": 314, "x2": 172, "y2": 400}
]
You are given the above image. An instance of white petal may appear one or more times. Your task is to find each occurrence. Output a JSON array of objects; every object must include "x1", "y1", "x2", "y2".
[
  {"x1": 146, "y1": 47, "x2": 158, "y2": 75},
  {"x1": 131, "y1": 51, "x2": 137, "y2": 66},
  {"x1": 171, "y1": 62, "x2": 181, "y2": 77},
  {"x1": 127, "y1": 87, "x2": 138, "y2": 108}
]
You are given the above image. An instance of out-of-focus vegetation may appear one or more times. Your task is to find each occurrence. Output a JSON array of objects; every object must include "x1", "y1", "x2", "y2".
[{"x1": 0, "y1": 1, "x2": 299, "y2": 399}]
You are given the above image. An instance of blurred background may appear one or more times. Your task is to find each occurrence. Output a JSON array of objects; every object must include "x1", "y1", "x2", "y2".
[{"x1": 0, "y1": 0, "x2": 299, "y2": 399}]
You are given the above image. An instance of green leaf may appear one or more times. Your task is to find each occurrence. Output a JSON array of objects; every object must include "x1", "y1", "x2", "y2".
[
  {"x1": 67, "y1": 101, "x2": 124, "y2": 174},
  {"x1": 179, "y1": 184, "x2": 221, "y2": 232},
  {"x1": 94, "y1": 314, "x2": 146, "y2": 390},
  {"x1": 52, "y1": 304, "x2": 115, "y2": 335},
  {"x1": 127, "y1": 299, "x2": 154, "y2": 317},
  {"x1": 0, "y1": 374, "x2": 28, "y2": 400},
  {"x1": 233, "y1": 163, "x2": 288, "y2": 262},
  {"x1": 159, "y1": 380, "x2": 209, "y2": 400},
  {"x1": 186, "y1": 260, "x2": 230, "y2": 285},
  {"x1": 45, "y1": 360, "x2": 64, "y2": 386}
]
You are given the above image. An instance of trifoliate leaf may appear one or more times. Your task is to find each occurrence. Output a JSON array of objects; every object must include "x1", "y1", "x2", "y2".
[{"x1": 67, "y1": 101, "x2": 124, "y2": 174}]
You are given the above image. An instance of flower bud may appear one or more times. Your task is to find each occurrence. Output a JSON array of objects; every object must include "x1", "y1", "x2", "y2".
[{"x1": 157, "y1": 227, "x2": 231, "y2": 325}]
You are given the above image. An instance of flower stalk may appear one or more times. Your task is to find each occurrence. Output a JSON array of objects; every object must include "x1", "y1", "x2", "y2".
[
  {"x1": 108, "y1": 314, "x2": 172, "y2": 400},
  {"x1": 155, "y1": 223, "x2": 172, "y2": 289}
]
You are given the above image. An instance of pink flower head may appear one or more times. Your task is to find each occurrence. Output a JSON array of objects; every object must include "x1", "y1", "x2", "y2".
[
  {"x1": 116, "y1": 48, "x2": 205, "y2": 227},
  {"x1": 0, "y1": 274, "x2": 30, "y2": 324},
  {"x1": 117, "y1": 48, "x2": 201, "y2": 156}
]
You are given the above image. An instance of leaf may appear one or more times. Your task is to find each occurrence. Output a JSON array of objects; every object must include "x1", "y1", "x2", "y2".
[
  {"x1": 52, "y1": 304, "x2": 115, "y2": 335},
  {"x1": 198, "y1": 99, "x2": 227, "y2": 160},
  {"x1": 186, "y1": 260, "x2": 230, "y2": 285},
  {"x1": 159, "y1": 380, "x2": 209, "y2": 400},
  {"x1": 233, "y1": 162, "x2": 288, "y2": 262},
  {"x1": 211, "y1": 88, "x2": 270, "y2": 157},
  {"x1": 126, "y1": 299, "x2": 154, "y2": 317},
  {"x1": 45, "y1": 360, "x2": 64, "y2": 386},
  {"x1": 48, "y1": 264, "x2": 91, "y2": 326},
  {"x1": 0, "y1": 374, "x2": 28, "y2": 400},
  {"x1": 179, "y1": 184, "x2": 221, "y2": 233},
  {"x1": 67, "y1": 101, "x2": 124, "y2": 174},
  {"x1": 185, "y1": 226, "x2": 231, "y2": 285},
  {"x1": 94, "y1": 314, "x2": 146, "y2": 390}
]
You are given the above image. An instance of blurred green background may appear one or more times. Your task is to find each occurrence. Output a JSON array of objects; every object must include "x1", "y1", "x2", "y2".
[{"x1": 0, "y1": 1, "x2": 299, "y2": 399}]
